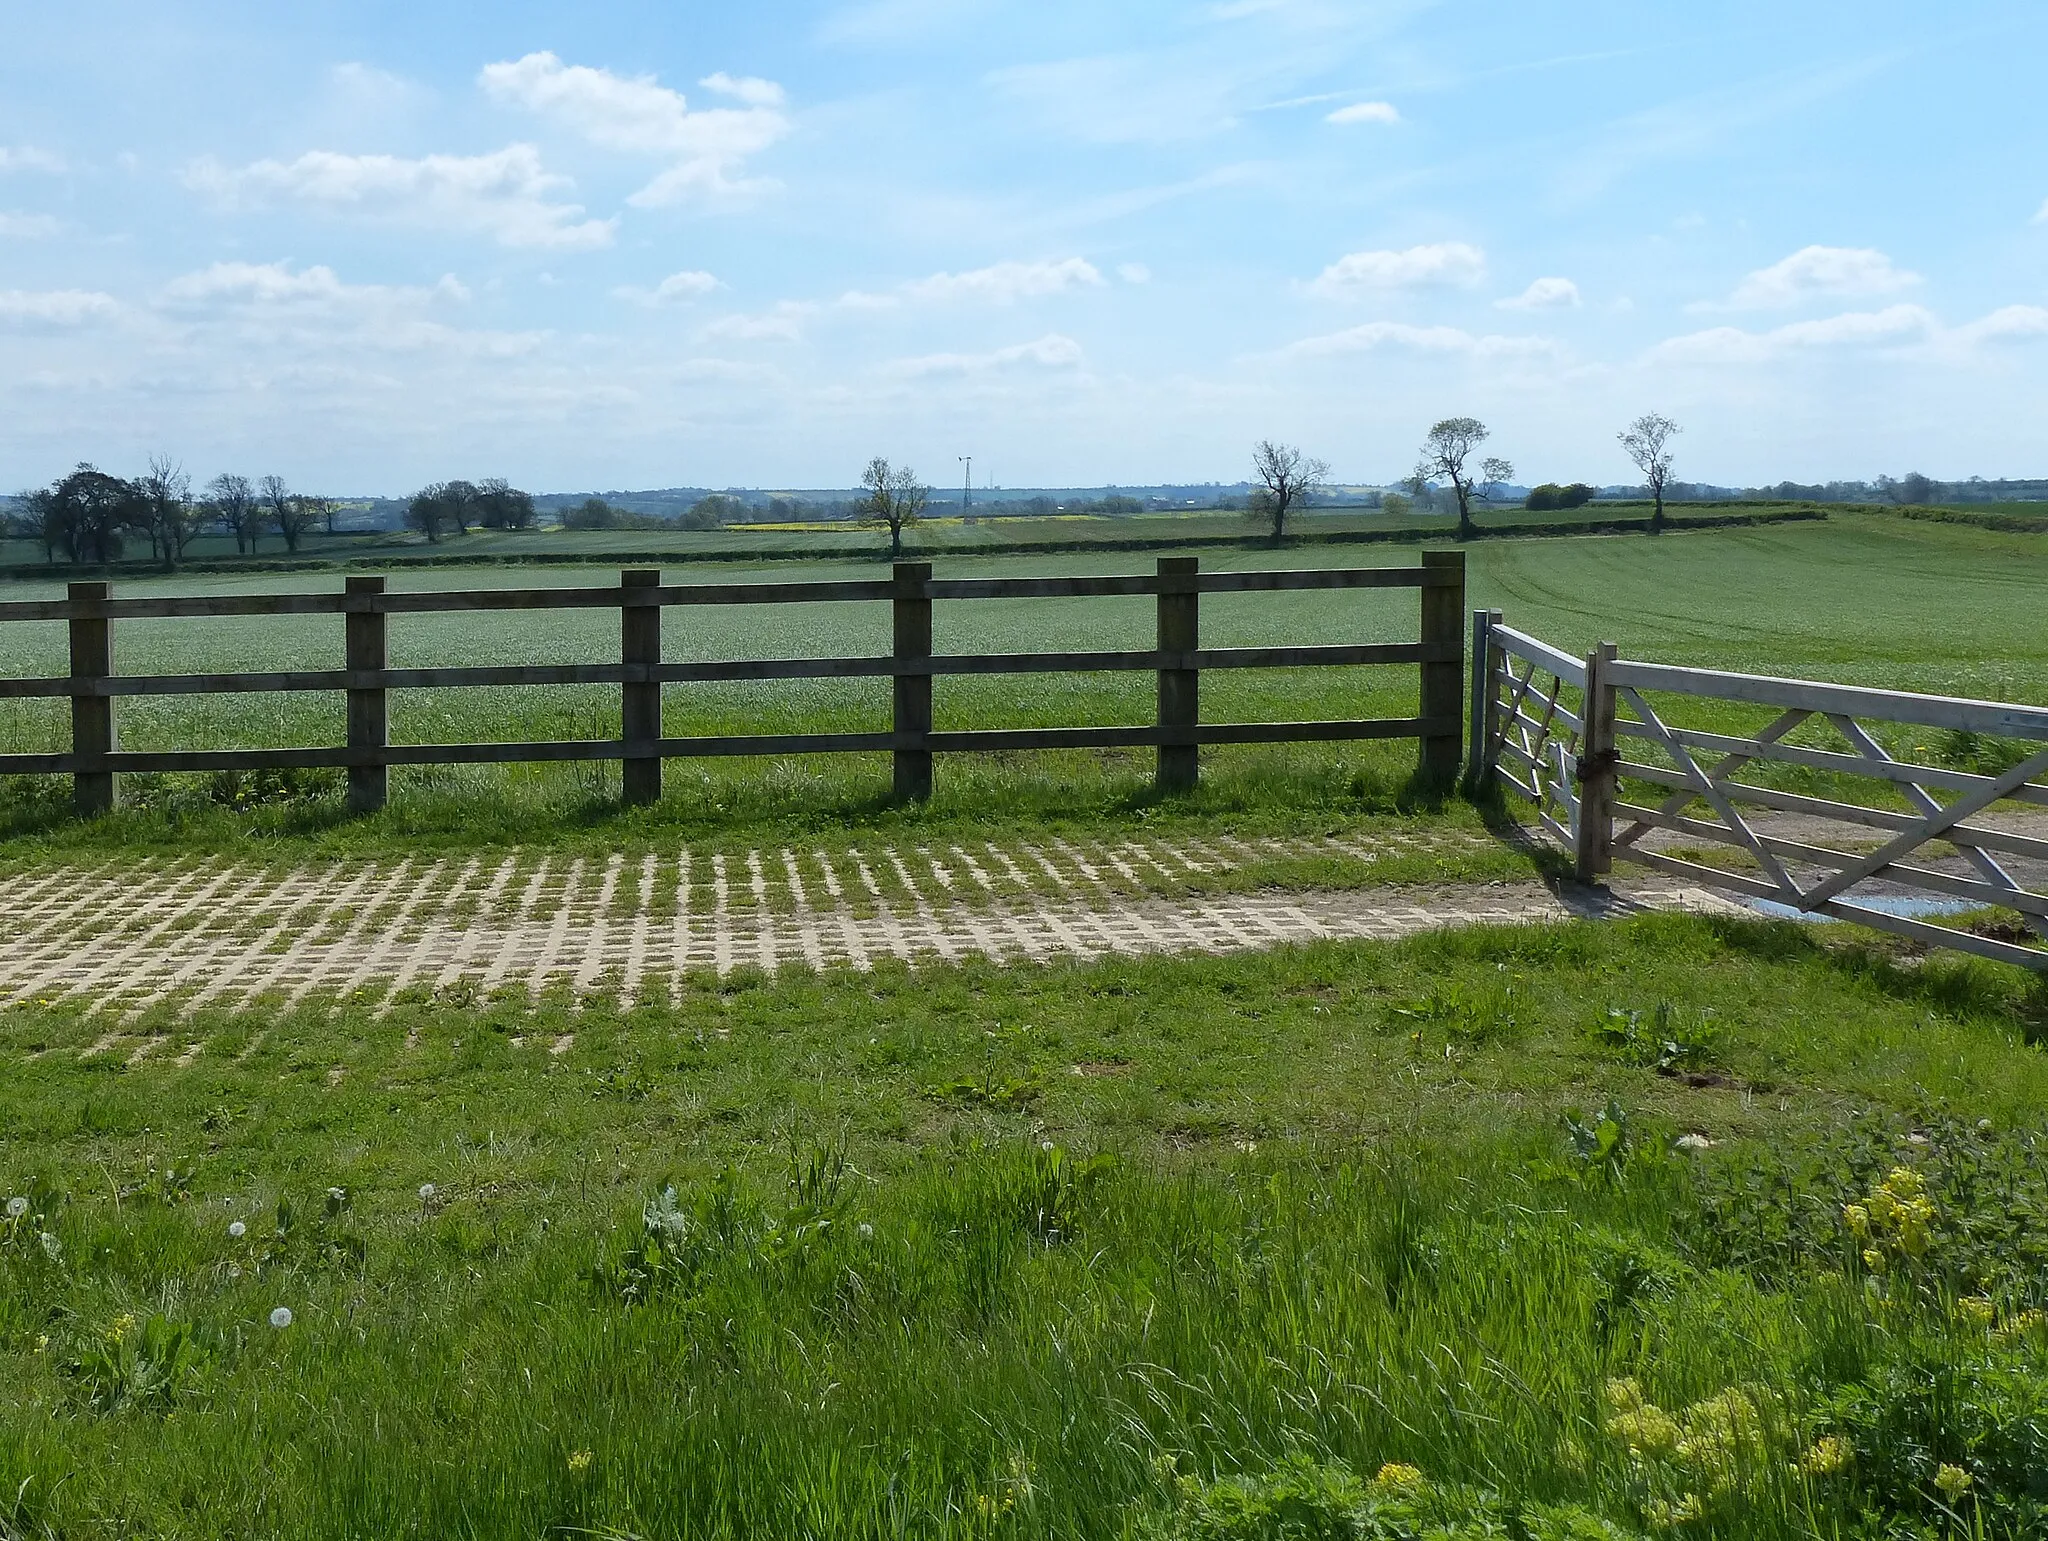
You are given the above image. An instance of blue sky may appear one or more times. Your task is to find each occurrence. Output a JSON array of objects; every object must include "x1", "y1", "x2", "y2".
[{"x1": 3, "y1": 0, "x2": 2046, "y2": 494}]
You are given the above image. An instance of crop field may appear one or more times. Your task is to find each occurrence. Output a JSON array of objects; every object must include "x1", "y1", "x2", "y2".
[
  {"x1": 2, "y1": 911, "x2": 2045, "y2": 1537},
  {"x1": 0, "y1": 509, "x2": 2041, "y2": 856}
]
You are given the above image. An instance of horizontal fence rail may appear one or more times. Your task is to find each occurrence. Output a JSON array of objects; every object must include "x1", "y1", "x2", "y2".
[
  {"x1": 1472, "y1": 610, "x2": 2048, "y2": 972},
  {"x1": 0, "y1": 556, "x2": 1466, "y2": 814}
]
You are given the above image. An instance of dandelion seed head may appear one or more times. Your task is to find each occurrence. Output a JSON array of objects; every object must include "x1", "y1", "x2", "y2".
[
  {"x1": 269, "y1": 1306, "x2": 294, "y2": 1329},
  {"x1": 858, "y1": 1222, "x2": 874, "y2": 1238},
  {"x1": 228, "y1": 1220, "x2": 246, "y2": 1238},
  {"x1": 419, "y1": 1183, "x2": 436, "y2": 1201},
  {"x1": 4, "y1": 1197, "x2": 27, "y2": 1218}
]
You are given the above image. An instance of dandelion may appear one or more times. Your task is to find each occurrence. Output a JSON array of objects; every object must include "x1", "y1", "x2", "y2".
[
  {"x1": 567, "y1": 1449, "x2": 593, "y2": 1474},
  {"x1": 4, "y1": 1197, "x2": 26, "y2": 1219},
  {"x1": 857, "y1": 1222, "x2": 874, "y2": 1239},
  {"x1": 269, "y1": 1306, "x2": 294, "y2": 1329},
  {"x1": 228, "y1": 1220, "x2": 247, "y2": 1239},
  {"x1": 1673, "y1": 1134, "x2": 1714, "y2": 1153},
  {"x1": 1933, "y1": 1464, "x2": 1973, "y2": 1501},
  {"x1": 1040, "y1": 1140, "x2": 1054, "y2": 1152},
  {"x1": 419, "y1": 1183, "x2": 436, "y2": 1202},
  {"x1": 1800, "y1": 1435, "x2": 1852, "y2": 1476},
  {"x1": 1374, "y1": 1462, "x2": 1425, "y2": 1489}
]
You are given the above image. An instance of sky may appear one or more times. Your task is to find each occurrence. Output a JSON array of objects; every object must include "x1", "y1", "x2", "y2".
[{"x1": 3, "y1": 0, "x2": 2047, "y2": 495}]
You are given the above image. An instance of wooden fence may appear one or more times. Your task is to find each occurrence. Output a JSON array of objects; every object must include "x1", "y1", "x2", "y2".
[
  {"x1": 0, "y1": 555, "x2": 1467, "y2": 814},
  {"x1": 1470, "y1": 611, "x2": 2048, "y2": 971}
]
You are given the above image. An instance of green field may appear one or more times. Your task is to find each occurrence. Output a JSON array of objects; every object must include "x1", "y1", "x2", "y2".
[
  {"x1": 3, "y1": 912, "x2": 2045, "y2": 1537},
  {"x1": 1, "y1": 508, "x2": 2041, "y2": 856}
]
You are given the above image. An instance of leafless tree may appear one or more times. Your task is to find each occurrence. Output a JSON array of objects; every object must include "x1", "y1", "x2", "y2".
[
  {"x1": 135, "y1": 455, "x2": 200, "y2": 569},
  {"x1": 1618, "y1": 413, "x2": 1681, "y2": 533},
  {"x1": 405, "y1": 482, "x2": 453, "y2": 543},
  {"x1": 16, "y1": 487, "x2": 62, "y2": 564},
  {"x1": 1249, "y1": 440, "x2": 1330, "y2": 543},
  {"x1": 208, "y1": 473, "x2": 262, "y2": 554},
  {"x1": 1415, "y1": 418, "x2": 1506, "y2": 541},
  {"x1": 858, "y1": 457, "x2": 929, "y2": 558}
]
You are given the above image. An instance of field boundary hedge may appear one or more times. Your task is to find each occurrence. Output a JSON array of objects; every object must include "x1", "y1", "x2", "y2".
[
  {"x1": 1903, "y1": 506, "x2": 2048, "y2": 534},
  {"x1": 0, "y1": 507, "x2": 1829, "y2": 581}
]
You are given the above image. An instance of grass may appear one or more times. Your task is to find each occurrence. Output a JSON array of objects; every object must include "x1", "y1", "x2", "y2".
[{"x1": 2, "y1": 911, "x2": 2045, "y2": 1537}]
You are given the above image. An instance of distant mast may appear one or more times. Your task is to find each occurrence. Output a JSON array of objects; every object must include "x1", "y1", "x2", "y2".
[{"x1": 959, "y1": 456, "x2": 973, "y2": 524}]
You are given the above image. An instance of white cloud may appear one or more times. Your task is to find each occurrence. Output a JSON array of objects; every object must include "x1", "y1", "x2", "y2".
[
  {"x1": 0, "y1": 289, "x2": 120, "y2": 326},
  {"x1": 1118, "y1": 263, "x2": 1153, "y2": 284},
  {"x1": 1654, "y1": 304, "x2": 1937, "y2": 364},
  {"x1": 903, "y1": 257, "x2": 1105, "y2": 304},
  {"x1": 185, "y1": 145, "x2": 615, "y2": 250},
  {"x1": 160, "y1": 260, "x2": 469, "y2": 310},
  {"x1": 0, "y1": 147, "x2": 65, "y2": 174},
  {"x1": 701, "y1": 301, "x2": 817, "y2": 342},
  {"x1": 0, "y1": 212, "x2": 61, "y2": 238},
  {"x1": 1325, "y1": 101, "x2": 1399, "y2": 126},
  {"x1": 1307, "y1": 242, "x2": 1485, "y2": 299},
  {"x1": 1951, "y1": 305, "x2": 2048, "y2": 345},
  {"x1": 478, "y1": 51, "x2": 788, "y2": 206},
  {"x1": 1280, "y1": 320, "x2": 1552, "y2": 360},
  {"x1": 884, "y1": 333, "x2": 1085, "y2": 377},
  {"x1": 1715, "y1": 245, "x2": 1920, "y2": 310},
  {"x1": 1497, "y1": 276, "x2": 1581, "y2": 311},
  {"x1": 615, "y1": 270, "x2": 723, "y2": 306}
]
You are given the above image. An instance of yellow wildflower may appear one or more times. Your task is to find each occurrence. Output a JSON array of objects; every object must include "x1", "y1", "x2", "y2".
[
  {"x1": 1800, "y1": 1436, "x2": 1852, "y2": 1477},
  {"x1": 1374, "y1": 1462, "x2": 1425, "y2": 1489},
  {"x1": 1645, "y1": 1492, "x2": 1704, "y2": 1528},
  {"x1": 1604, "y1": 1377, "x2": 1646, "y2": 1412},
  {"x1": 1611, "y1": 1403, "x2": 1683, "y2": 1459},
  {"x1": 110, "y1": 1313, "x2": 136, "y2": 1341},
  {"x1": 1956, "y1": 1296, "x2": 1996, "y2": 1329},
  {"x1": 1862, "y1": 1248, "x2": 1886, "y2": 1274},
  {"x1": 1933, "y1": 1464, "x2": 1972, "y2": 1501},
  {"x1": 1998, "y1": 1308, "x2": 2045, "y2": 1342},
  {"x1": 1842, "y1": 1204, "x2": 1869, "y2": 1238},
  {"x1": 567, "y1": 1449, "x2": 592, "y2": 1474}
]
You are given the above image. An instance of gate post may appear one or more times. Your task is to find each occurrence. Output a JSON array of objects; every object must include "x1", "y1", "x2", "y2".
[
  {"x1": 1575, "y1": 640, "x2": 1619, "y2": 883},
  {"x1": 620, "y1": 569, "x2": 663, "y2": 806},
  {"x1": 1464, "y1": 607, "x2": 1500, "y2": 792},
  {"x1": 1155, "y1": 556, "x2": 1199, "y2": 793},
  {"x1": 68, "y1": 580, "x2": 117, "y2": 816},
  {"x1": 344, "y1": 576, "x2": 388, "y2": 813},
  {"x1": 1418, "y1": 550, "x2": 1465, "y2": 783},
  {"x1": 892, "y1": 561, "x2": 933, "y2": 801}
]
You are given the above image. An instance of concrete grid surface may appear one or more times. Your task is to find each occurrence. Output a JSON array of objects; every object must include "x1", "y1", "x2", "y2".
[{"x1": 0, "y1": 831, "x2": 1742, "y2": 1034}]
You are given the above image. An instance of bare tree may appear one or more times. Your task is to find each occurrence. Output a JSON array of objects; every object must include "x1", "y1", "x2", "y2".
[
  {"x1": 405, "y1": 482, "x2": 452, "y2": 543},
  {"x1": 298, "y1": 494, "x2": 342, "y2": 537},
  {"x1": 17, "y1": 487, "x2": 64, "y2": 564},
  {"x1": 259, "y1": 474, "x2": 318, "y2": 554},
  {"x1": 208, "y1": 473, "x2": 262, "y2": 554},
  {"x1": 1415, "y1": 418, "x2": 1505, "y2": 541},
  {"x1": 476, "y1": 478, "x2": 537, "y2": 529},
  {"x1": 858, "y1": 457, "x2": 929, "y2": 558},
  {"x1": 441, "y1": 479, "x2": 481, "y2": 535},
  {"x1": 134, "y1": 455, "x2": 200, "y2": 569},
  {"x1": 1249, "y1": 440, "x2": 1330, "y2": 543},
  {"x1": 1618, "y1": 413, "x2": 1681, "y2": 533}
]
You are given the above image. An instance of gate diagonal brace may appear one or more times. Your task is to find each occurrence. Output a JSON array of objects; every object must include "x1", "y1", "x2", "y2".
[
  {"x1": 1618, "y1": 686, "x2": 1803, "y2": 902},
  {"x1": 1614, "y1": 708, "x2": 1808, "y2": 852}
]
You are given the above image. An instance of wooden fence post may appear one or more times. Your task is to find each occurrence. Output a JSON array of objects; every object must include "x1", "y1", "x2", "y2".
[
  {"x1": 893, "y1": 561, "x2": 933, "y2": 801},
  {"x1": 1155, "y1": 556, "x2": 1199, "y2": 793},
  {"x1": 1464, "y1": 607, "x2": 1493, "y2": 792},
  {"x1": 621, "y1": 568, "x2": 663, "y2": 806},
  {"x1": 1574, "y1": 640, "x2": 1619, "y2": 883},
  {"x1": 68, "y1": 580, "x2": 116, "y2": 816},
  {"x1": 344, "y1": 576, "x2": 388, "y2": 813},
  {"x1": 1418, "y1": 550, "x2": 1465, "y2": 783}
]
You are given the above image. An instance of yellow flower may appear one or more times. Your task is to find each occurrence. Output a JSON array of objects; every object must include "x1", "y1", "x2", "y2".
[
  {"x1": 1842, "y1": 1204, "x2": 1870, "y2": 1238},
  {"x1": 1645, "y1": 1492, "x2": 1704, "y2": 1528},
  {"x1": 1611, "y1": 1404, "x2": 1683, "y2": 1459},
  {"x1": 1800, "y1": 1436, "x2": 1853, "y2": 1477},
  {"x1": 1998, "y1": 1308, "x2": 2045, "y2": 1342},
  {"x1": 1933, "y1": 1464, "x2": 1972, "y2": 1501},
  {"x1": 1861, "y1": 1248, "x2": 1886, "y2": 1274},
  {"x1": 1373, "y1": 1462, "x2": 1425, "y2": 1490},
  {"x1": 1604, "y1": 1377, "x2": 1646, "y2": 1412},
  {"x1": 567, "y1": 1449, "x2": 593, "y2": 1474},
  {"x1": 1956, "y1": 1296, "x2": 1996, "y2": 1328},
  {"x1": 110, "y1": 1313, "x2": 136, "y2": 1341}
]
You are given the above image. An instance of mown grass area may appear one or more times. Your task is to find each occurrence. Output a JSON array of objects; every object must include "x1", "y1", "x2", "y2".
[
  {"x1": 2, "y1": 912, "x2": 2045, "y2": 1537},
  {"x1": 0, "y1": 510, "x2": 2041, "y2": 858}
]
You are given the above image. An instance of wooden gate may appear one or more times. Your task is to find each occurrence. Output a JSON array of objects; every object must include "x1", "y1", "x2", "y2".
[{"x1": 1473, "y1": 612, "x2": 2048, "y2": 972}]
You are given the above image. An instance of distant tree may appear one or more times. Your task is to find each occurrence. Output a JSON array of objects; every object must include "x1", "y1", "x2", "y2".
[
  {"x1": 208, "y1": 473, "x2": 263, "y2": 554},
  {"x1": 1525, "y1": 483, "x2": 1564, "y2": 511},
  {"x1": 405, "y1": 482, "x2": 453, "y2": 543},
  {"x1": 17, "y1": 487, "x2": 65, "y2": 564},
  {"x1": 134, "y1": 455, "x2": 200, "y2": 569},
  {"x1": 297, "y1": 494, "x2": 342, "y2": 537},
  {"x1": 50, "y1": 465, "x2": 137, "y2": 566},
  {"x1": 1380, "y1": 491, "x2": 1413, "y2": 519},
  {"x1": 563, "y1": 496, "x2": 619, "y2": 530},
  {"x1": 858, "y1": 457, "x2": 929, "y2": 558},
  {"x1": 259, "y1": 475, "x2": 318, "y2": 554},
  {"x1": 440, "y1": 479, "x2": 480, "y2": 535},
  {"x1": 681, "y1": 494, "x2": 741, "y2": 531},
  {"x1": 1414, "y1": 418, "x2": 1500, "y2": 541},
  {"x1": 1560, "y1": 482, "x2": 1596, "y2": 508},
  {"x1": 1897, "y1": 470, "x2": 1938, "y2": 506},
  {"x1": 1618, "y1": 412, "x2": 1681, "y2": 533},
  {"x1": 1249, "y1": 440, "x2": 1330, "y2": 543},
  {"x1": 476, "y1": 478, "x2": 537, "y2": 530}
]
